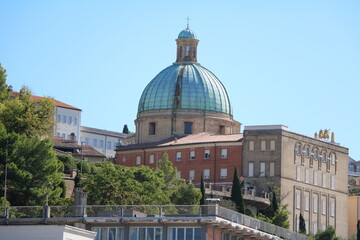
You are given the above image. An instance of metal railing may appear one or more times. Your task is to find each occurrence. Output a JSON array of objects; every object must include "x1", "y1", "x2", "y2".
[{"x1": 0, "y1": 205, "x2": 307, "y2": 240}]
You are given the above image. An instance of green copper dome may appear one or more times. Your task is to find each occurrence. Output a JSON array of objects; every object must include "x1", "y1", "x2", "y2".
[
  {"x1": 138, "y1": 63, "x2": 232, "y2": 115},
  {"x1": 178, "y1": 27, "x2": 197, "y2": 39}
]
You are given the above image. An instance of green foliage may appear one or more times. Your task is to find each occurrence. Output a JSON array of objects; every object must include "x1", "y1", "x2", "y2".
[
  {"x1": 0, "y1": 127, "x2": 64, "y2": 206},
  {"x1": 122, "y1": 124, "x2": 129, "y2": 134},
  {"x1": 357, "y1": 220, "x2": 360, "y2": 240},
  {"x1": 230, "y1": 167, "x2": 245, "y2": 214},
  {"x1": 299, "y1": 213, "x2": 306, "y2": 234},
  {"x1": 0, "y1": 63, "x2": 9, "y2": 101},
  {"x1": 0, "y1": 86, "x2": 55, "y2": 137},
  {"x1": 314, "y1": 226, "x2": 339, "y2": 240},
  {"x1": 57, "y1": 155, "x2": 77, "y2": 173},
  {"x1": 272, "y1": 191, "x2": 279, "y2": 214},
  {"x1": 272, "y1": 204, "x2": 290, "y2": 229},
  {"x1": 200, "y1": 174, "x2": 205, "y2": 205},
  {"x1": 82, "y1": 153, "x2": 200, "y2": 205},
  {"x1": 59, "y1": 181, "x2": 67, "y2": 198}
]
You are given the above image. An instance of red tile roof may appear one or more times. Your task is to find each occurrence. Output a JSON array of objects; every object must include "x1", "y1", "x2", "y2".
[
  {"x1": 117, "y1": 132, "x2": 243, "y2": 151},
  {"x1": 11, "y1": 91, "x2": 81, "y2": 111}
]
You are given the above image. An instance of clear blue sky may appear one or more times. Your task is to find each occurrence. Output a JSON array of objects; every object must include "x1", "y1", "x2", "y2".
[{"x1": 1, "y1": 1, "x2": 359, "y2": 159}]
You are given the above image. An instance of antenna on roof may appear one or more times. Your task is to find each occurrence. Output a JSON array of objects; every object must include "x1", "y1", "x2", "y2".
[{"x1": 186, "y1": 16, "x2": 190, "y2": 29}]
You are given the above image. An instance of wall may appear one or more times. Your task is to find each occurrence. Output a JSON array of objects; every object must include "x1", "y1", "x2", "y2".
[
  {"x1": 55, "y1": 107, "x2": 81, "y2": 143},
  {"x1": 116, "y1": 142, "x2": 243, "y2": 186}
]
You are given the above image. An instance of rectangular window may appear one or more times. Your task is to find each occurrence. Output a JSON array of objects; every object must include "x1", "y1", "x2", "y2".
[
  {"x1": 56, "y1": 132, "x2": 60, "y2": 137},
  {"x1": 184, "y1": 122, "x2": 193, "y2": 134},
  {"x1": 189, "y1": 170, "x2": 195, "y2": 181},
  {"x1": 322, "y1": 173, "x2": 327, "y2": 188},
  {"x1": 296, "y1": 166, "x2": 301, "y2": 181},
  {"x1": 190, "y1": 150, "x2": 195, "y2": 160},
  {"x1": 73, "y1": 117, "x2": 77, "y2": 125},
  {"x1": 85, "y1": 137, "x2": 89, "y2": 145},
  {"x1": 305, "y1": 195, "x2": 309, "y2": 211},
  {"x1": 149, "y1": 122, "x2": 156, "y2": 135},
  {"x1": 136, "y1": 156, "x2": 141, "y2": 165},
  {"x1": 130, "y1": 227, "x2": 162, "y2": 240},
  {"x1": 62, "y1": 115, "x2": 66, "y2": 123},
  {"x1": 305, "y1": 169, "x2": 310, "y2": 183},
  {"x1": 99, "y1": 140, "x2": 104, "y2": 148},
  {"x1": 221, "y1": 149, "x2": 228, "y2": 158},
  {"x1": 57, "y1": 114, "x2": 61, "y2": 122},
  {"x1": 93, "y1": 139, "x2": 97, "y2": 147},
  {"x1": 204, "y1": 150, "x2": 210, "y2": 159},
  {"x1": 260, "y1": 162, "x2": 266, "y2": 177},
  {"x1": 313, "y1": 223, "x2": 318, "y2": 235},
  {"x1": 168, "y1": 227, "x2": 201, "y2": 240},
  {"x1": 248, "y1": 162, "x2": 254, "y2": 177},
  {"x1": 296, "y1": 192, "x2": 301, "y2": 209},
  {"x1": 67, "y1": 134, "x2": 71, "y2": 140},
  {"x1": 107, "y1": 141, "x2": 111, "y2": 149},
  {"x1": 220, "y1": 168, "x2": 228, "y2": 179},
  {"x1": 314, "y1": 171, "x2": 318, "y2": 185},
  {"x1": 92, "y1": 227, "x2": 124, "y2": 240},
  {"x1": 270, "y1": 140, "x2": 276, "y2": 151},
  {"x1": 176, "y1": 171, "x2": 181, "y2": 178},
  {"x1": 176, "y1": 152, "x2": 182, "y2": 161},
  {"x1": 314, "y1": 195, "x2": 318, "y2": 213},
  {"x1": 61, "y1": 133, "x2": 65, "y2": 139},
  {"x1": 68, "y1": 116, "x2": 72, "y2": 124},
  {"x1": 260, "y1": 140, "x2": 266, "y2": 151},
  {"x1": 322, "y1": 198, "x2": 327, "y2": 215},
  {"x1": 269, "y1": 162, "x2": 275, "y2": 177},
  {"x1": 330, "y1": 200, "x2": 335, "y2": 217},
  {"x1": 219, "y1": 125, "x2": 225, "y2": 134},
  {"x1": 149, "y1": 154, "x2": 154, "y2": 164},
  {"x1": 203, "y1": 169, "x2": 210, "y2": 179},
  {"x1": 248, "y1": 141, "x2": 254, "y2": 151},
  {"x1": 330, "y1": 175, "x2": 335, "y2": 189},
  {"x1": 122, "y1": 157, "x2": 126, "y2": 163}
]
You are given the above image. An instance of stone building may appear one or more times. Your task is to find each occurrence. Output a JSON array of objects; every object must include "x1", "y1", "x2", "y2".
[{"x1": 242, "y1": 125, "x2": 348, "y2": 238}]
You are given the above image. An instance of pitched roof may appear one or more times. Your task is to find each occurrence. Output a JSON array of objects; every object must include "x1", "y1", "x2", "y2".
[
  {"x1": 80, "y1": 126, "x2": 130, "y2": 138},
  {"x1": 11, "y1": 91, "x2": 81, "y2": 111},
  {"x1": 51, "y1": 137, "x2": 105, "y2": 158},
  {"x1": 117, "y1": 132, "x2": 243, "y2": 151}
]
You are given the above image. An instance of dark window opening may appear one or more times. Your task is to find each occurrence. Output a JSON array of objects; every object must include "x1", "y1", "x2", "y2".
[
  {"x1": 184, "y1": 122, "x2": 193, "y2": 134},
  {"x1": 219, "y1": 125, "x2": 225, "y2": 134},
  {"x1": 149, "y1": 122, "x2": 156, "y2": 135}
]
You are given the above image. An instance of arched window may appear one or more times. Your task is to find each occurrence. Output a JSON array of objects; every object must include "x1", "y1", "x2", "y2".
[
  {"x1": 331, "y1": 153, "x2": 336, "y2": 165},
  {"x1": 314, "y1": 148, "x2": 319, "y2": 160},
  {"x1": 305, "y1": 146, "x2": 310, "y2": 158},
  {"x1": 296, "y1": 143, "x2": 302, "y2": 156}
]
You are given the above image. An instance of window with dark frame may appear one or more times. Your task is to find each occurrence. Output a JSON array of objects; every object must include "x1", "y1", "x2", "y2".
[
  {"x1": 184, "y1": 122, "x2": 193, "y2": 134},
  {"x1": 149, "y1": 122, "x2": 156, "y2": 135}
]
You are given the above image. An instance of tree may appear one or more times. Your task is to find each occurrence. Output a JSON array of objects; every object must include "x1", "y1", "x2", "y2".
[
  {"x1": 200, "y1": 174, "x2": 205, "y2": 205},
  {"x1": 0, "y1": 63, "x2": 9, "y2": 101},
  {"x1": 122, "y1": 124, "x2": 129, "y2": 134},
  {"x1": 315, "y1": 226, "x2": 339, "y2": 240},
  {"x1": 299, "y1": 213, "x2": 306, "y2": 234},
  {"x1": 272, "y1": 204, "x2": 290, "y2": 229},
  {"x1": 272, "y1": 191, "x2": 279, "y2": 214},
  {"x1": 0, "y1": 86, "x2": 55, "y2": 137},
  {"x1": 230, "y1": 167, "x2": 245, "y2": 214},
  {"x1": 82, "y1": 153, "x2": 200, "y2": 205},
  {"x1": 0, "y1": 126, "x2": 64, "y2": 206},
  {"x1": 357, "y1": 220, "x2": 360, "y2": 240}
]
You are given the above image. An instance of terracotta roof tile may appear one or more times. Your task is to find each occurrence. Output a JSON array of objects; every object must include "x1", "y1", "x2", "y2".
[
  {"x1": 11, "y1": 91, "x2": 81, "y2": 111},
  {"x1": 117, "y1": 132, "x2": 243, "y2": 151}
]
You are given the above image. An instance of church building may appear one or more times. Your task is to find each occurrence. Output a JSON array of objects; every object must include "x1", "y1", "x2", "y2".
[{"x1": 115, "y1": 25, "x2": 349, "y2": 238}]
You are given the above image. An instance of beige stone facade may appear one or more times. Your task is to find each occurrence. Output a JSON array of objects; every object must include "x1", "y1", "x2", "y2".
[
  {"x1": 135, "y1": 109, "x2": 240, "y2": 144},
  {"x1": 242, "y1": 125, "x2": 348, "y2": 238}
]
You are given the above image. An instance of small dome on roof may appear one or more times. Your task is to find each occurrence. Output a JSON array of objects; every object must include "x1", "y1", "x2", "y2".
[{"x1": 178, "y1": 27, "x2": 197, "y2": 39}]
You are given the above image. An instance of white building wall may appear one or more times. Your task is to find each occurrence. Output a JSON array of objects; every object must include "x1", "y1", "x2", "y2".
[
  {"x1": 0, "y1": 225, "x2": 96, "y2": 240},
  {"x1": 80, "y1": 131, "x2": 121, "y2": 158},
  {"x1": 55, "y1": 107, "x2": 81, "y2": 143}
]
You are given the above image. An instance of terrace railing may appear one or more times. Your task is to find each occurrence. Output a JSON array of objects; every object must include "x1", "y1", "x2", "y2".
[{"x1": 0, "y1": 205, "x2": 308, "y2": 240}]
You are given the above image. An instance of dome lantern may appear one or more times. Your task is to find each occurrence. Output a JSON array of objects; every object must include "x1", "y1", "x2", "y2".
[{"x1": 175, "y1": 24, "x2": 199, "y2": 63}]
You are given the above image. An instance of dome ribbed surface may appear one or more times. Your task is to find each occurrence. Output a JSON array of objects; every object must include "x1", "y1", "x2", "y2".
[
  {"x1": 178, "y1": 28, "x2": 197, "y2": 39},
  {"x1": 138, "y1": 63, "x2": 232, "y2": 115}
]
